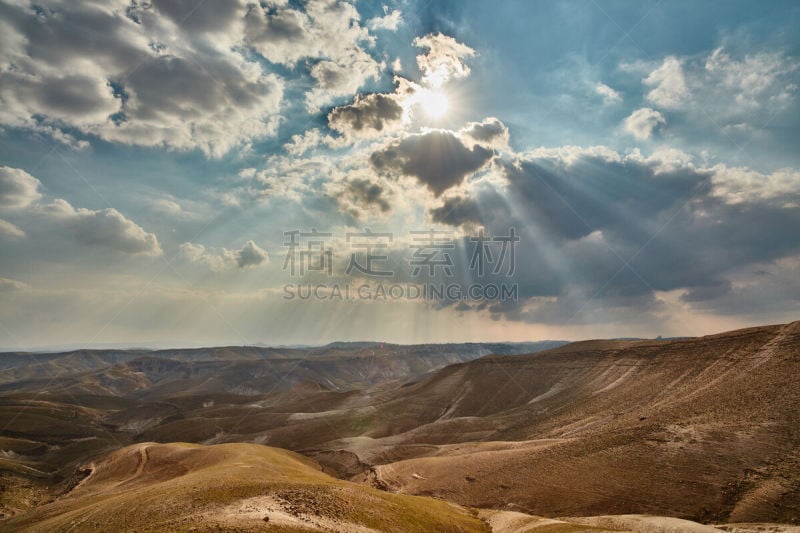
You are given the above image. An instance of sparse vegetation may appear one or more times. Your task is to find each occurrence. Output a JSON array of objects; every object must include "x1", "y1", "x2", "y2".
[{"x1": 1, "y1": 322, "x2": 799, "y2": 530}]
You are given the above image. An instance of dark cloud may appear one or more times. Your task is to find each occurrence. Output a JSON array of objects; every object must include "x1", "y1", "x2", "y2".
[
  {"x1": 680, "y1": 279, "x2": 733, "y2": 302},
  {"x1": 151, "y1": 0, "x2": 246, "y2": 34},
  {"x1": 429, "y1": 195, "x2": 482, "y2": 226},
  {"x1": 345, "y1": 178, "x2": 391, "y2": 213},
  {"x1": 328, "y1": 93, "x2": 403, "y2": 138},
  {"x1": 427, "y1": 147, "x2": 800, "y2": 324},
  {"x1": 370, "y1": 130, "x2": 494, "y2": 196},
  {"x1": 235, "y1": 240, "x2": 269, "y2": 269},
  {"x1": 678, "y1": 257, "x2": 800, "y2": 317},
  {"x1": 460, "y1": 117, "x2": 509, "y2": 148}
]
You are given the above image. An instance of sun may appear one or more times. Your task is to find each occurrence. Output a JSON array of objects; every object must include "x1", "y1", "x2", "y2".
[
  {"x1": 419, "y1": 89, "x2": 449, "y2": 119},
  {"x1": 408, "y1": 88, "x2": 449, "y2": 120}
]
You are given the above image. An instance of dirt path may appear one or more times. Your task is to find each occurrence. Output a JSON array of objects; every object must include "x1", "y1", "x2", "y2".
[{"x1": 117, "y1": 444, "x2": 150, "y2": 487}]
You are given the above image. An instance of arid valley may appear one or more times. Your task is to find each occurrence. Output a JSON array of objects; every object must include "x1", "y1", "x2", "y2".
[
  {"x1": 1, "y1": 322, "x2": 799, "y2": 531},
  {"x1": 2, "y1": 0, "x2": 800, "y2": 530}
]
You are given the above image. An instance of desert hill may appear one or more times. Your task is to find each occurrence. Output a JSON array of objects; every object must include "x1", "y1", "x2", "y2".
[
  {"x1": 2, "y1": 442, "x2": 491, "y2": 532},
  {"x1": 0, "y1": 341, "x2": 565, "y2": 398},
  {"x1": 353, "y1": 322, "x2": 800, "y2": 523},
  {"x1": 2, "y1": 441, "x2": 785, "y2": 532},
  {"x1": 1, "y1": 322, "x2": 799, "y2": 528}
]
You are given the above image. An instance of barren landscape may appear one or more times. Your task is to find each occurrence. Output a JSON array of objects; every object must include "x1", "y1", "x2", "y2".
[
  {"x1": 2, "y1": 0, "x2": 800, "y2": 530},
  {"x1": 0, "y1": 322, "x2": 798, "y2": 531}
]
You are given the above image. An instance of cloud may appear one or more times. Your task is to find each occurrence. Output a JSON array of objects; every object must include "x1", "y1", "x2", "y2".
[
  {"x1": 0, "y1": 167, "x2": 42, "y2": 208},
  {"x1": 150, "y1": 0, "x2": 246, "y2": 35},
  {"x1": 0, "y1": 277, "x2": 28, "y2": 292},
  {"x1": 243, "y1": 0, "x2": 383, "y2": 110},
  {"x1": 334, "y1": 178, "x2": 392, "y2": 218},
  {"x1": 370, "y1": 129, "x2": 494, "y2": 196},
  {"x1": 180, "y1": 242, "x2": 227, "y2": 272},
  {"x1": 710, "y1": 166, "x2": 800, "y2": 206},
  {"x1": 595, "y1": 82, "x2": 622, "y2": 105},
  {"x1": 149, "y1": 199, "x2": 182, "y2": 216},
  {"x1": 460, "y1": 117, "x2": 510, "y2": 149},
  {"x1": 250, "y1": 155, "x2": 330, "y2": 202},
  {"x1": 705, "y1": 47, "x2": 798, "y2": 109},
  {"x1": 623, "y1": 47, "x2": 798, "y2": 142},
  {"x1": 644, "y1": 56, "x2": 689, "y2": 108},
  {"x1": 306, "y1": 52, "x2": 383, "y2": 111},
  {"x1": 180, "y1": 240, "x2": 269, "y2": 271},
  {"x1": 0, "y1": 219, "x2": 25, "y2": 238},
  {"x1": 41, "y1": 199, "x2": 162, "y2": 256},
  {"x1": 679, "y1": 278, "x2": 733, "y2": 303},
  {"x1": 677, "y1": 254, "x2": 800, "y2": 316},
  {"x1": 429, "y1": 195, "x2": 483, "y2": 227},
  {"x1": 413, "y1": 33, "x2": 475, "y2": 87},
  {"x1": 244, "y1": 0, "x2": 372, "y2": 66},
  {"x1": 234, "y1": 240, "x2": 269, "y2": 268},
  {"x1": 105, "y1": 55, "x2": 284, "y2": 157},
  {"x1": 0, "y1": 166, "x2": 162, "y2": 254},
  {"x1": 328, "y1": 92, "x2": 404, "y2": 139},
  {"x1": 0, "y1": 1, "x2": 285, "y2": 157},
  {"x1": 147, "y1": 197, "x2": 201, "y2": 219},
  {"x1": 425, "y1": 146, "x2": 800, "y2": 325},
  {"x1": 367, "y1": 7, "x2": 403, "y2": 31},
  {"x1": 623, "y1": 107, "x2": 666, "y2": 140}
]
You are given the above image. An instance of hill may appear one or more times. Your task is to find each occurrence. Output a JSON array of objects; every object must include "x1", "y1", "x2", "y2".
[
  {"x1": 2, "y1": 442, "x2": 490, "y2": 532},
  {"x1": 355, "y1": 322, "x2": 800, "y2": 523},
  {"x1": 1, "y1": 323, "x2": 799, "y2": 527},
  {"x1": 0, "y1": 341, "x2": 566, "y2": 398}
]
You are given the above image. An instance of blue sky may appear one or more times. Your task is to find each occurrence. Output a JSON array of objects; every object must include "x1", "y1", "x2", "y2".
[{"x1": 0, "y1": 0, "x2": 799, "y2": 349}]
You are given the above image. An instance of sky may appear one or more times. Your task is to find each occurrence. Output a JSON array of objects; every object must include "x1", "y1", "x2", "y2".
[{"x1": 0, "y1": 0, "x2": 799, "y2": 349}]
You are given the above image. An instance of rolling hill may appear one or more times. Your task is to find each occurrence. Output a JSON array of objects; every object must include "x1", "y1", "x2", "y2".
[
  {"x1": 1, "y1": 323, "x2": 799, "y2": 529},
  {"x1": 2, "y1": 442, "x2": 490, "y2": 532}
]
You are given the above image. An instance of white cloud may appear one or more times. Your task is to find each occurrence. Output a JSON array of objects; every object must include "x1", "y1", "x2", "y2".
[
  {"x1": 413, "y1": 33, "x2": 476, "y2": 88},
  {"x1": 180, "y1": 242, "x2": 227, "y2": 272},
  {"x1": 180, "y1": 240, "x2": 269, "y2": 271},
  {"x1": 0, "y1": 1, "x2": 283, "y2": 157},
  {"x1": 149, "y1": 199, "x2": 184, "y2": 216},
  {"x1": 368, "y1": 7, "x2": 403, "y2": 31},
  {"x1": 40, "y1": 199, "x2": 162, "y2": 256},
  {"x1": 243, "y1": 0, "x2": 383, "y2": 110},
  {"x1": 623, "y1": 107, "x2": 666, "y2": 140},
  {"x1": 250, "y1": 154, "x2": 331, "y2": 202},
  {"x1": 305, "y1": 52, "x2": 383, "y2": 111},
  {"x1": 0, "y1": 166, "x2": 162, "y2": 253},
  {"x1": 0, "y1": 167, "x2": 42, "y2": 208},
  {"x1": 146, "y1": 197, "x2": 203, "y2": 220},
  {"x1": 244, "y1": 1, "x2": 371, "y2": 65},
  {"x1": 595, "y1": 82, "x2": 622, "y2": 105},
  {"x1": 644, "y1": 56, "x2": 689, "y2": 108},
  {"x1": 0, "y1": 219, "x2": 25, "y2": 238},
  {"x1": 710, "y1": 166, "x2": 800, "y2": 206},
  {"x1": 626, "y1": 47, "x2": 798, "y2": 137},
  {"x1": 284, "y1": 128, "x2": 340, "y2": 155},
  {"x1": 706, "y1": 47, "x2": 798, "y2": 108},
  {"x1": 0, "y1": 277, "x2": 28, "y2": 292}
]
